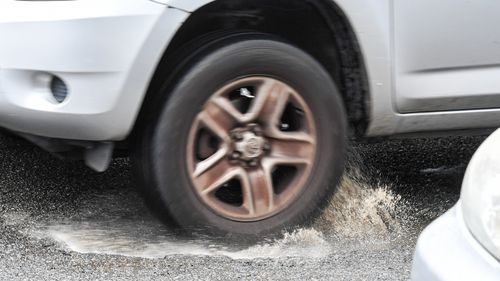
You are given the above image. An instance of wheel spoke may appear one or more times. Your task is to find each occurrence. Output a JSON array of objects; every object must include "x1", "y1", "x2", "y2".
[
  {"x1": 266, "y1": 129, "x2": 315, "y2": 143},
  {"x1": 248, "y1": 79, "x2": 290, "y2": 126},
  {"x1": 193, "y1": 156, "x2": 241, "y2": 195},
  {"x1": 198, "y1": 97, "x2": 240, "y2": 140},
  {"x1": 241, "y1": 168, "x2": 275, "y2": 215},
  {"x1": 210, "y1": 96, "x2": 247, "y2": 123},
  {"x1": 268, "y1": 135, "x2": 315, "y2": 163},
  {"x1": 193, "y1": 145, "x2": 229, "y2": 177}
]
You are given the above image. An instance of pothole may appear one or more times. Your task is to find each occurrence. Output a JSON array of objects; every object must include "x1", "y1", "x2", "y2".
[
  {"x1": 47, "y1": 224, "x2": 331, "y2": 259},
  {"x1": 3, "y1": 149, "x2": 408, "y2": 260},
  {"x1": 43, "y1": 165, "x2": 405, "y2": 260}
]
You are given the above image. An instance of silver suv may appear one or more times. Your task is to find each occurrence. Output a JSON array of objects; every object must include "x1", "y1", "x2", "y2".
[{"x1": 1, "y1": 0, "x2": 498, "y2": 237}]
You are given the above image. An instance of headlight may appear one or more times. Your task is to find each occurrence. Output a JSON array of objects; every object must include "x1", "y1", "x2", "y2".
[{"x1": 461, "y1": 129, "x2": 500, "y2": 260}]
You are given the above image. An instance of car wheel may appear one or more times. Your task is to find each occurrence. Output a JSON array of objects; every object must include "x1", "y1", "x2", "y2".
[{"x1": 133, "y1": 35, "x2": 347, "y2": 238}]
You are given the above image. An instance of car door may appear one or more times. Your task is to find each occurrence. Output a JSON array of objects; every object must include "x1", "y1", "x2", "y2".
[{"x1": 394, "y1": 0, "x2": 500, "y2": 113}]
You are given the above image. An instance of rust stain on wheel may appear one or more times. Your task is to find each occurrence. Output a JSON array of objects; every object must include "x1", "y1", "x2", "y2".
[{"x1": 186, "y1": 77, "x2": 317, "y2": 222}]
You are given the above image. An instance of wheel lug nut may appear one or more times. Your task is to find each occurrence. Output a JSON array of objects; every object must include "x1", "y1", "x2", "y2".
[
  {"x1": 231, "y1": 131, "x2": 243, "y2": 140},
  {"x1": 263, "y1": 142, "x2": 271, "y2": 152},
  {"x1": 230, "y1": 152, "x2": 241, "y2": 160},
  {"x1": 248, "y1": 124, "x2": 262, "y2": 136}
]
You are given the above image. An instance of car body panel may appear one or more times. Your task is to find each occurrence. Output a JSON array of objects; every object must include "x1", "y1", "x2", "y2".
[
  {"x1": 163, "y1": 0, "x2": 500, "y2": 137},
  {"x1": 412, "y1": 128, "x2": 500, "y2": 280},
  {"x1": 162, "y1": 0, "x2": 398, "y2": 136},
  {"x1": 394, "y1": 0, "x2": 500, "y2": 113},
  {"x1": 0, "y1": 0, "x2": 189, "y2": 140},
  {"x1": 412, "y1": 203, "x2": 500, "y2": 281},
  {"x1": 150, "y1": 0, "x2": 213, "y2": 12},
  {"x1": 373, "y1": 0, "x2": 500, "y2": 136},
  {"x1": 1, "y1": 0, "x2": 500, "y2": 141}
]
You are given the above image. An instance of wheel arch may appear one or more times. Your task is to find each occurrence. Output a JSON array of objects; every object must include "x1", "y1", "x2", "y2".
[{"x1": 131, "y1": 0, "x2": 372, "y2": 142}]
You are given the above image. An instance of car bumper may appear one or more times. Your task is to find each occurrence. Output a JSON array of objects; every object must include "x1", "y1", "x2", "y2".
[
  {"x1": 0, "y1": 0, "x2": 183, "y2": 141},
  {"x1": 411, "y1": 202, "x2": 500, "y2": 281}
]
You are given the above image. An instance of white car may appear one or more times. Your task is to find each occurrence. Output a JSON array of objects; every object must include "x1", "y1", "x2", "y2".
[
  {"x1": 2, "y1": 0, "x2": 500, "y2": 237},
  {"x1": 412, "y1": 129, "x2": 500, "y2": 280}
]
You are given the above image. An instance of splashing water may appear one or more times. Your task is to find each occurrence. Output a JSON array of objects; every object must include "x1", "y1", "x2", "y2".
[
  {"x1": 11, "y1": 149, "x2": 405, "y2": 259},
  {"x1": 47, "y1": 226, "x2": 330, "y2": 259},
  {"x1": 221, "y1": 229, "x2": 330, "y2": 259},
  {"x1": 315, "y1": 169, "x2": 402, "y2": 238},
  {"x1": 43, "y1": 167, "x2": 402, "y2": 260}
]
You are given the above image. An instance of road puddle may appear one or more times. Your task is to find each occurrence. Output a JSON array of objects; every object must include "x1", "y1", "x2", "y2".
[
  {"x1": 0, "y1": 146, "x2": 402, "y2": 260},
  {"x1": 41, "y1": 166, "x2": 403, "y2": 260},
  {"x1": 48, "y1": 225, "x2": 331, "y2": 259}
]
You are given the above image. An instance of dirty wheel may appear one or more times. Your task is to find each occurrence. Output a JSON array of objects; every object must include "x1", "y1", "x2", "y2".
[
  {"x1": 134, "y1": 35, "x2": 347, "y2": 238},
  {"x1": 187, "y1": 76, "x2": 317, "y2": 221}
]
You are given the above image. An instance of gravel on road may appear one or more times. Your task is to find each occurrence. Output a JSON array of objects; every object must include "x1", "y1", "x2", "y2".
[{"x1": 0, "y1": 133, "x2": 485, "y2": 280}]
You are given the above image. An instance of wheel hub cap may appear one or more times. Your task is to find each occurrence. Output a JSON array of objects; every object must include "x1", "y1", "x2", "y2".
[
  {"x1": 236, "y1": 131, "x2": 265, "y2": 160},
  {"x1": 230, "y1": 124, "x2": 270, "y2": 166},
  {"x1": 186, "y1": 76, "x2": 317, "y2": 221}
]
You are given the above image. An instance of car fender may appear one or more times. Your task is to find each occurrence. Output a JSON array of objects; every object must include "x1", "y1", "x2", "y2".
[{"x1": 150, "y1": 0, "x2": 394, "y2": 136}]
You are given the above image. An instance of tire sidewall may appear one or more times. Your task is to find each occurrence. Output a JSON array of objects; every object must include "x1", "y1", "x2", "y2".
[{"x1": 150, "y1": 37, "x2": 346, "y2": 237}]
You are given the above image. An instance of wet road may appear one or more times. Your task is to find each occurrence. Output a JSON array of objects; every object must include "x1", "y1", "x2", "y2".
[{"x1": 0, "y1": 133, "x2": 485, "y2": 280}]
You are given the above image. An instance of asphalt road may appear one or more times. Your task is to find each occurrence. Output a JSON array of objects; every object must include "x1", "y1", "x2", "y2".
[{"x1": 0, "y1": 133, "x2": 485, "y2": 280}]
